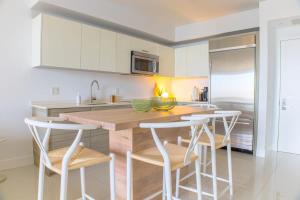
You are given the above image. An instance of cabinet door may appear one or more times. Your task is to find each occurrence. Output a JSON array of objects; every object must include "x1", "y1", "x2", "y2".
[
  {"x1": 158, "y1": 45, "x2": 175, "y2": 77},
  {"x1": 41, "y1": 15, "x2": 81, "y2": 69},
  {"x1": 186, "y1": 41, "x2": 209, "y2": 77},
  {"x1": 175, "y1": 47, "x2": 187, "y2": 77},
  {"x1": 116, "y1": 33, "x2": 132, "y2": 74},
  {"x1": 81, "y1": 24, "x2": 100, "y2": 71},
  {"x1": 131, "y1": 37, "x2": 158, "y2": 55},
  {"x1": 99, "y1": 29, "x2": 117, "y2": 72}
]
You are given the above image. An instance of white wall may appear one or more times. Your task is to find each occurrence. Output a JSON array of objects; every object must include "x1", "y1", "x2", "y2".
[
  {"x1": 175, "y1": 9, "x2": 259, "y2": 42},
  {"x1": 0, "y1": 0, "x2": 174, "y2": 170},
  {"x1": 256, "y1": 0, "x2": 300, "y2": 157}
]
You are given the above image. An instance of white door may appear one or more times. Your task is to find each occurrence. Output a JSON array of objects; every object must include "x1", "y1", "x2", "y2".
[{"x1": 278, "y1": 38, "x2": 300, "y2": 154}]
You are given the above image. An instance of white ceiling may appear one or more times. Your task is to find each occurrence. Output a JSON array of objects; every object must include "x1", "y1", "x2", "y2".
[{"x1": 111, "y1": 0, "x2": 259, "y2": 26}]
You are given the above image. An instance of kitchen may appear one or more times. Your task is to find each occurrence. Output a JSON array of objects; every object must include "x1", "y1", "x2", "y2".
[{"x1": 1, "y1": 0, "x2": 300, "y2": 200}]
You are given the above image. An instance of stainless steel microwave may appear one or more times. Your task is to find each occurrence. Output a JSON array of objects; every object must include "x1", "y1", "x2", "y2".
[{"x1": 131, "y1": 51, "x2": 159, "y2": 75}]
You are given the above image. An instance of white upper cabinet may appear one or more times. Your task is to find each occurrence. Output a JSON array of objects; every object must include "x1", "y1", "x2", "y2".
[
  {"x1": 33, "y1": 14, "x2": 82, "y2": 69},
  {"x1": 131, "y1": 37, "x2": 158, "y2": 55},
  {"x1": 99, "y1": 29, "x2": 117, "y2": 72},
  {"x1": 116, "y1": 33, "x2": 132, "y2": 74},
  {"x1": 175, "y1": 47, "x2": 187, "y2": 77},
  {"x1": 186, "y1": 42, "x2": 209, "y2": 77},
  {"x1": 158, "y1": 45, "x2": 175, "y2": 77},
  {"x1": 81, "y1": 24, "x2": 100, "y2": 71},
  {"x1": 116, "y1": 33, "x2": 159, "y2": 74},
  {"x1": 175, "y1": 41, "x2": 209, "y2": 77},
  {"x1": 81, "y1": 25, "x2": 116, "y2": 72},
  {"x1": 32, "y1": 14, "x2": 175, "y2": 76}
]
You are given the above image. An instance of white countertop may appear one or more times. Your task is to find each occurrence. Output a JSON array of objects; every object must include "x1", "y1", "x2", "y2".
[
  {"x1": 31, "y1": 101, "x2": 131, "y2": 110},
  {"x1": 31, "y1": 99, "x2": 208, "y2": 110}
]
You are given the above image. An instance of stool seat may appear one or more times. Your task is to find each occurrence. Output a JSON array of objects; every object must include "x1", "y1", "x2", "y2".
[
  {"x1": 48, "y1": 146, "x2": 111, "y2": 175},
  {"x1": 182, "y1": 133, "x2": 228, "y2": 149},
  {"x1": 131, "y1": 143, "x2": 198, "y2": 171}
]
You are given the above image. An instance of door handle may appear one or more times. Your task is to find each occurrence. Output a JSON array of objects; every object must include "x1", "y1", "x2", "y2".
[{"x1": 281, "y1": 98, "x2": 287, "y2": 110}]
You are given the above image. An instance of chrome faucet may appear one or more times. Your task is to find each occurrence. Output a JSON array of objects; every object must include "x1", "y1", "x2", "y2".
[{"x1": 90, "y1": 80, "x2": 100, "y2": 104}]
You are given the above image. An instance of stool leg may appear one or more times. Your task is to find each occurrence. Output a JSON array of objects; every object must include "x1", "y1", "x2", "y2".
[
  {"x1": 195, "y1": 145, "x2": 202, "y2": 200},
  {"x1": 80, "y1": 167, "x2": 86, "y2": 200},
  {"x1": 60, "y1": 167, "x2": 69, "y2": 200},
  {"x1": 175, "y1": 169, "x2": 180, "y2": 198},
  {"x1": 37, "y1": 161, "x2": 45, "y2": 200},
  {"x1": 126, "y1": 151, "x2": 132, "y2": 200},
  {"x1": 227, "y1": 143, "x2": 233, "y2": 196},
  {"x1": 211, "y1": 146, "x2": 218, "y2": 200},
  {"x1": 203, "y1": 146, "x2": 207, "y2": 173},
  {"x1": 164, "y1": 164, "x2": 172, "y2": 200},
  {"x1": 162, "y1": 168, "x2": 166, "y2": 200},
  {"x1": 110, "y1": 153, "x2": 116, "y2": 200},
  {"x1": 175, "y1": 136, "x2": 182, "y2": 198}
]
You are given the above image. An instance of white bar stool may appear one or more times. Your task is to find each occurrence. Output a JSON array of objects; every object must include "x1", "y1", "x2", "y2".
[
  {"x1": 0, "y1": 137, "x2": 7, "y2": 183},
  {"x1": 25, "y1": 117, "x2": 116, "y2": 200},
  {"x1": 187, "y1": 104, "x2": 218, "y2": 174},
  {"x1": 126, "y1": 119, "x2": 209, "y2": 200},
  {"x1": 176, "y1": 111, "x2": 241, "y2": 200}
]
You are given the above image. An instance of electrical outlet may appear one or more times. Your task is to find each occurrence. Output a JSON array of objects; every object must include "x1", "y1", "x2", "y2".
[{"x1": 52, "y1": 87, "x2": 60, "y2": 96}]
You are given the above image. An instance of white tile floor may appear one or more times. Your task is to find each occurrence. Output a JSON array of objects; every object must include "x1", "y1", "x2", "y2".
[{"x1": 0, "y1": 150, "x2": 300, "y2": 200}]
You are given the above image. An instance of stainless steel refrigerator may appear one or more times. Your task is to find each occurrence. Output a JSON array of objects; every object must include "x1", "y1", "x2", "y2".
[{"x1": 209, "y1": 33, "x2": 256, "y2": 153}]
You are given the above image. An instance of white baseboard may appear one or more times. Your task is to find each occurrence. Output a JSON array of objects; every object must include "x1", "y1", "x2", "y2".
[{"x1": 0, "y1": 155, "x2": 33, "y2": 171}]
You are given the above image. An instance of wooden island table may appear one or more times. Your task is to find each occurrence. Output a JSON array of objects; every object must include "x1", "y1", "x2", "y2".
[{"x1": 61, "y1": 106, "x2": 215, "y2": 200}]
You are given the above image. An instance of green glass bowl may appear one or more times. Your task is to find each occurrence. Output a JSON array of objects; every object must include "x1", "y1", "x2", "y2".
[
  {"x1": 131, "y1": 99, "x2": 153, "y2": 112},
  {"x1": 151, "y1": 97, "x2": 177, "y2": 111}
]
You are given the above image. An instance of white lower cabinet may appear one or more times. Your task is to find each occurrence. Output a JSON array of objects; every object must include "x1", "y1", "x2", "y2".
[{"x1": 175, "y1": 41, "x2": 209, "y2": 77}]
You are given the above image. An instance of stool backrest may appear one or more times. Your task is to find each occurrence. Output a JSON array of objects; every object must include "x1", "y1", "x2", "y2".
[
  {"x1": 182, "y1": 111, "x2": 241, "y2": 146},
  {"x1": 140, "y1": 117, "x2": 209, "y2": 166},
  {"x1": 24, "y1": 117, "x2": 97, "y2": 169}
]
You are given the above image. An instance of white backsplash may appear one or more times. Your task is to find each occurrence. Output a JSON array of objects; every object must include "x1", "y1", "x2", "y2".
[{"x1": 171, "y1": 77, "x2": 209, "y2": 101}]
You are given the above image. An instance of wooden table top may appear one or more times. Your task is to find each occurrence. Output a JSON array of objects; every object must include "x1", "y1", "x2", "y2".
[{"x1": 60, "y1": 106, "x2": 215, "y2": 131}]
